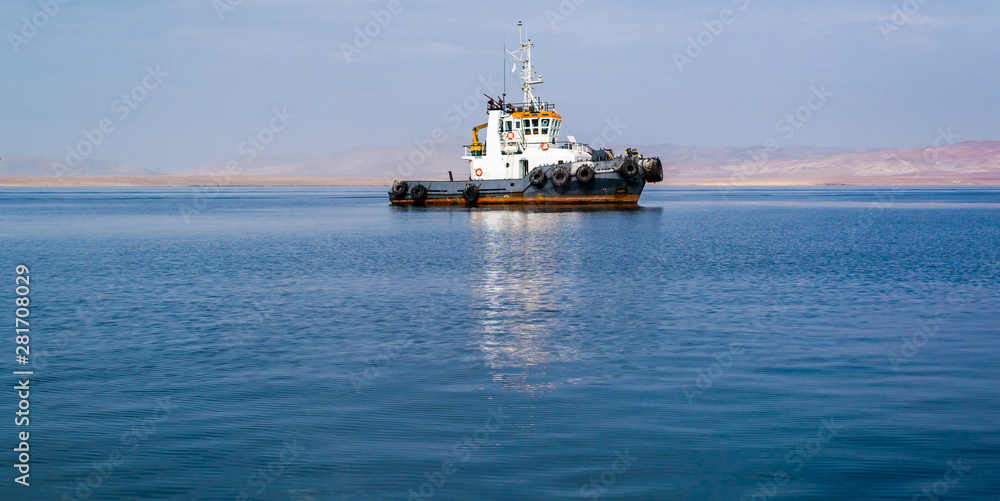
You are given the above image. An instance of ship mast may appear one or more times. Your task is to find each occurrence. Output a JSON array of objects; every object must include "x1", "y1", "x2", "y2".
[{"x1": 507, "y1": 21, "x2": 543, "y2": 107}]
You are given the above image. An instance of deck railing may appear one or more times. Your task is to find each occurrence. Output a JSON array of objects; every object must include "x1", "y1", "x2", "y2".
[{"x1": 503, "y1": 102, "x2": 557, "y2": 113}]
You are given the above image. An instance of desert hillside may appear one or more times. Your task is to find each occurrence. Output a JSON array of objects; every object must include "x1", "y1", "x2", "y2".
[
  {"x1": 0, "y1": 156, "x2": 162, "y2": 176},
  {"x1": 650, "y1": 141, "x2": 1000, "y2": 185},
  {"x1": 3, "y1": 141, "x2": 998, "y2": 186}
]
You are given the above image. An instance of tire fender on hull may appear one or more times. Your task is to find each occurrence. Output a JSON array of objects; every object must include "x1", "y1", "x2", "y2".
[
  {"x1": 640, "y1": 158, "x2": 663, "y2": 183},
  {"x1": 551, "y1": 166, "x2": 571, "y2": 187},
  {"x1": 463, "y1": 183, "x2": 480, "y2": 203},
  {"x1": 390, "y1": 181, "x2": 408, "y2": 199},
  {"x1": 529, "y1": 167, "x2": 547, "y2": 188},
  {"x1": 410, "y1": 184, "x2": 428, "y2": 202},
  {"x1": 618, "y1": 158, "x2": 640, "y2": 179}
]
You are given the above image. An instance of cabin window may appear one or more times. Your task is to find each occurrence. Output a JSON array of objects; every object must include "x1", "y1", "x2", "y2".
[
  {"x1": 533, "y1": 129, "x2": 540, "y2": 135},
  {"x1": 504, "y1": 121, "x2": 512, "y2": 132},
  {"x1": 525, "y1": 129, "x2": 533, "y2": 135},
  {"x1": 515, "y1": 121, "x2": 521, "y2": 129},
  {"x1": 523, "y1": 120, "x2": 530, "y2": 128},
  {"x1": 541, "y1": 119, "x2": 550, "y2": 127},
  {"x1": 541, "y1": 128, "x2": 549, "y2": 135},
  {"x1": 532, "y1": 119, "x2": 539, "y2": 127}
]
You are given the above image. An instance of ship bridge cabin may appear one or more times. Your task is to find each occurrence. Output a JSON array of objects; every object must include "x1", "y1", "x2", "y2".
[
  {"x1": 463, "y1": 100, "x2": 591, "y2": 181},
  {"x1": 503, "y1": 102, "x2": 562, "y2": 146},
  {"x1": 467, "y1": 101, "x2": 563, "y2": 157}
]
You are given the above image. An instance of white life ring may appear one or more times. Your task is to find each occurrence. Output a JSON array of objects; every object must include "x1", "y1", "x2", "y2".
[
  {"x1": 475, "y1": 168, "x2": 483, "y2": 177},
  {"x1": 541, "y1": 143, "x2": 550, "y2": 151},
  {"x1": 506, "y1": 131, "x2": 515, "y2": 140}
]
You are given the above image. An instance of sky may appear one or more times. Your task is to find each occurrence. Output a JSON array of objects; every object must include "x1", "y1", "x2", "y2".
[{"x1": 2, "y1": 0, "x2": 999, "y2": 172}]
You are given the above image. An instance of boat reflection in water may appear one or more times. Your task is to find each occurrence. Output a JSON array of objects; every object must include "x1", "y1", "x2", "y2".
[{"x1": 468, "y1": 209, "x2": 613, "y2": 394}]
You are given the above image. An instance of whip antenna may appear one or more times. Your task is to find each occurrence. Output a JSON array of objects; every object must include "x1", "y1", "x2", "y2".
[{"x1": 502, "y1": 27, "x2": 506, "y2": 101}]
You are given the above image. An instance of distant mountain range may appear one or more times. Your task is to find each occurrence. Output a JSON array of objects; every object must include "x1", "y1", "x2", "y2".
[
  {"x1": 4, "y1": 141, "x2": 1000, "y2": 185},
  {"x1": 645, "y1": 141, "x2": 1000, "y2": 184},
  {"x1": 0, "y1": 156, "x2": 162, "y2": 176}
]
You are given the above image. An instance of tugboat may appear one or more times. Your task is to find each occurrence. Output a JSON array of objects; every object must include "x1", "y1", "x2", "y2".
[{"x1": 389, "y1": 22, "x2": 662, "y2": 206}]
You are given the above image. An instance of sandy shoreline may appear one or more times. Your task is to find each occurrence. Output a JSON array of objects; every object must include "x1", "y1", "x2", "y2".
[{"x1": 0, "y1": 175, "x2": 996, "y2": 188}]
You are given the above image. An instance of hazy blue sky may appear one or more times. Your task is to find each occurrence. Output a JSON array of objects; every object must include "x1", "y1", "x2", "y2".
[{"x1": 3, "y1": 0, "x2": 999, "y2": 171}]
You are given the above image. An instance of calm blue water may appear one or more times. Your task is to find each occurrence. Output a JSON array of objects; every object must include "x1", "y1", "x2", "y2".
[{"x1": 1, "y1": 186, "x2": 998, "y2": 500}]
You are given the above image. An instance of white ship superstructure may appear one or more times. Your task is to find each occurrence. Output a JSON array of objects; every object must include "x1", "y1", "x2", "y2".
[{"x1": 462, "y1": 22, "x2": 592, "y2": 181}]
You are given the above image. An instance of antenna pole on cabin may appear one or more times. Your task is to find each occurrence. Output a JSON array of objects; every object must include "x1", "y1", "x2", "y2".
[{"x1": 502, "y1": 27, "x2": 506, "y2": 101}]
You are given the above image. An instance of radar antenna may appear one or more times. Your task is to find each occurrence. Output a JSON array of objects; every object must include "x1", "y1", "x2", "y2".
[{"x1": 506, "y1": 21, "x2": 544, "y2": 107}]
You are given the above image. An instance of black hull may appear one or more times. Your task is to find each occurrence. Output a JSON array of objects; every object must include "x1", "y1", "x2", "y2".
[{"x1": 389, "y1": 158, "x2": 657, "y2": 206}]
